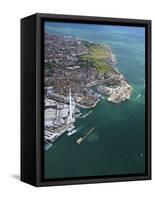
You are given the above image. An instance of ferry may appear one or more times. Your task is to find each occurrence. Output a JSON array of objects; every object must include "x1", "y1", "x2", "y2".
[
  {"x1": 67, "y1": 126, "x2": 82, "y2": 136},
  {"x1": 67, "y1": 129, "x2": 77, "y2": 136},
  {"x1": 67, "y1": 125, "x2": 75, "y2": 132},
  {"x1": 76, "y1": 128, "x2": 95, "y2": 144}
]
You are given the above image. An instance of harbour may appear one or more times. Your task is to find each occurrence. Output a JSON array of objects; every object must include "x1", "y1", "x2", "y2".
[
  {"x1": 44, "y1": 88, "x2": 76, "y2": 144},
  {"x1": 45, "y1": 22, "x2": 146, "y2": 179}
]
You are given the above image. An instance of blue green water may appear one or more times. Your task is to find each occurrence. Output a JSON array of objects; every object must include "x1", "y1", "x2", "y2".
[{"x1": 44, "y1": 22, "x2": 145, "y2": 178}]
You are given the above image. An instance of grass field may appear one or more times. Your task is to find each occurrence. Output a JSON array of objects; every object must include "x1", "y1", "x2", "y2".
[{"x1": 82, "y1": 45, "x2": 114, "y2": 73}]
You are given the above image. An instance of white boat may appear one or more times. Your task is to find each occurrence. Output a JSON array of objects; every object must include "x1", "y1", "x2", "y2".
[
  {"x1": 67, "y1": 125, "x2": 75, "y2": 132},
  {"x1": 76, "y1": 128, "x2": 95, "y2": 144},
  {"x1": 67, "y1": 126, "x2": 82, "y2": 136},
  {"x1": 67, "y1": 129, "x2": 77, "y2": 136}
]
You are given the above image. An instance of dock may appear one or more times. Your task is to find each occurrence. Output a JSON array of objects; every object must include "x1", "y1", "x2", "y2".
[{"x1": 76, "y1": 128, "x2": 95, "y2": 144}]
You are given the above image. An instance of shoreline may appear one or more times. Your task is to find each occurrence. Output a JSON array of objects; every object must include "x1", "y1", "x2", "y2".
[{"x1": 44, "y1": 33, "x2": 133, "y2": 147}]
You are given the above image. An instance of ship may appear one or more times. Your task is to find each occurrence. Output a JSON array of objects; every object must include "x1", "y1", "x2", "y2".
[
  {"x1": 76, "y1": 128, "x2": 95, "y2": 144},
  {"x1": 67, "y1": 126, "x2": 82, "y2": 136},
  {"x1": 67, "y1": 129, "x2": 77, "y2": 136},
  {"x1": 67, "y1": 125, "x2": 75, "y2": 132}
]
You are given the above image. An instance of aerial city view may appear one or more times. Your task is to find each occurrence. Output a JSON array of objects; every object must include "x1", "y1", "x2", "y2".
[{"x1": 44, "y1": 21, "x2": 145, "y2": 179}]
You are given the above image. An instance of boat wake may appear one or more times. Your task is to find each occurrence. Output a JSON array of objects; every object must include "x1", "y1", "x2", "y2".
[{"x1": 87, "y1": 131, "x2": 98, "y2": 142}]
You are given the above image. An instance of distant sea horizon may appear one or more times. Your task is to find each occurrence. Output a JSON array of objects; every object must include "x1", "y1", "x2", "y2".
[{"x1": 44, "y1": 22, "x2": 146, "y2": 179}]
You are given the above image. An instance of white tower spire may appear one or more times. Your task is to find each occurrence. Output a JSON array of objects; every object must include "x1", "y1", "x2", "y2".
[{"x1": 69, "y1": 87, "x2": 72, "y2": 122}]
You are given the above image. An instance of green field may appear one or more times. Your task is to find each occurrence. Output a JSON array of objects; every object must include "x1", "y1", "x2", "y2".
[{"x1": 82, "y1": 45, "x2": 114, "y2": 73}]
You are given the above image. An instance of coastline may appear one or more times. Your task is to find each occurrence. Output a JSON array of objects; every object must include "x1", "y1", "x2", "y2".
[{"x1": 44, "y1": 33, "x2": 133, "y2": 147}]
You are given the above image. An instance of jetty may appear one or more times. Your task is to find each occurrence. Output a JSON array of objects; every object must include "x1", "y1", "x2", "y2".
[{"x1": 76, "y1": 128, "x2": 95, "y2": 144}]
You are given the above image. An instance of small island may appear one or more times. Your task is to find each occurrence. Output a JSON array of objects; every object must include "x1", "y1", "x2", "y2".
[{"x1": 44, "y1": 33, "x2": 132, "y2": 147}]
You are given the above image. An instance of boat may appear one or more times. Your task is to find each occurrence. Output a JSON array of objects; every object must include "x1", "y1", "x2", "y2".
[
  {"x1": 76, "y1": 137, "x2": 83, "y2": 145},
  {"x1": 67, "y1": 127, "x2": 80, "y2": 136},
  {"x1": 67, "y1": 125, "x2": 75, "y2": 132},
  {"x1": 67, "y1": 125, "x2": 84, "y2": 136},
  {"x1": 76, "y1": 128, "x2": 95, "y2": 144},
  {"x1": 67, "y1": 129, "x2": 77, "y2": 136}
]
